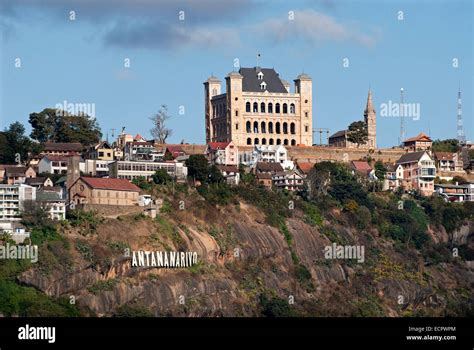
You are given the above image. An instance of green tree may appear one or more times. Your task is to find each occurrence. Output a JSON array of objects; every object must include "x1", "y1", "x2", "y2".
[
  {"x1": 29, "y1": 108, "x2": 101, "y2": 146},
  {"x1": 432, "y1": 139, "x2": 460, "y2": 153},
  {"x1": 208, "y1": 165, "x2": 224, "y2": 184},
  {"x1": 0, "y1": 122, "x2": 36, "y2": 164},
  {"x1": 374, "y1": 160, "x2": 387, "y2": 180},
  {"x1": 152, "y1": 168, "x2": 172, "y2": 184},
  {"x1": 347, "y1": 121, "x2": 368, "y2": 148},
  {"x1": 185, "y1": 154, "x2": 210, "y2": 182}
]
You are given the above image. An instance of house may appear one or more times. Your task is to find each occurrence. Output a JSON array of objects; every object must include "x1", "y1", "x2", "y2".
[
  {"x1": 2, "y1": 165, "x2": 36, "y2": 184},
  {"x1": 84, "y1": 141, "x2": 114, "y2": 161},
  {"x1": 69, "y1": 177, "x2": 141, "y2": 206},
  {"x1": 124, "y1": 141, "x2": 160, "y2": 161},
  {"x1": 216, "y1": 165, "x2": 240, "y2": 185},
  {"x1": 38, "y1": 155, "x2": 69, "y2": 175},
  {"x1": 350, "y1": 161, "x2": 376, "y2": 180},
  {"x1": 272, "y1": 170, "x2": 305, "y2": 192},
  {"x1": 295, "y1": 161, "x2": 314, "y2": 176},
  {"x1": 382, "y1": 163, "x2": 402, "y2": 191},
  {"x1": 433, "y1": 152, "x2": 464, "y2": 173},
  {"x1": 36, "y1": 190, "x2": 66, "y2": 220},
  {"x1": 403, "y1": 133, "x2": 432, "y2": 152},
  {"x1": 0, "y1": 184, "x2": 36, "y2": 221},
  {"x1": 80, "y1": 159, "x2": 114, "y2": 177},
  {"x1": 108, "y1": 160, "x2": 188, "y2": 182},
  {"x1": 25, "y1": 177, "x2": 54, "y2": 189},
  {"x1": 206, "y1": 141, "x2": 239, "y2": 166},
  {"x1": 134, "y1": 134, "x2": 147, "y2": 142},
  {"x1": 41, "y1": 142, "x2": 83, "y2": 156},
  {"x1": 165, "y1": 145, "x2": 186, "y2": 159},
  {"x1": 0, "y1": 221, "x2": 30, "y2": 244},
  {"x1": 240, "y1": 145, "x2": 293, "y2": 169},
  {"x1": 434, "y1": 183, "x2": 474, "y2": 202},
  {"x1": 255, "y1": 162, "x2": 284, "y2": 188},
  {"x1": 396, "y1": 151, "x2": 436, "y2": 196}
]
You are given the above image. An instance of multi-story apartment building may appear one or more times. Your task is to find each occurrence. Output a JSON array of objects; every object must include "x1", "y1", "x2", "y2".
[
  {"x1": 205, "y1": 141, "x2": 238, "y2": 166},
  {"x1": 108, "y1": 160, "x2": 188, "y2": 182},
  {"x1": 396, "y1": 151, "x2": 436, "y2": 196},
  {"x1": 204, "y1": 66, "x2": 313, "y2": 147},
  {"x1": 0, "y1": 184, "x2": 36, "y2": 221},
  {"x1": 38, "y1": 155, "x2": 69, "y2": 175}
]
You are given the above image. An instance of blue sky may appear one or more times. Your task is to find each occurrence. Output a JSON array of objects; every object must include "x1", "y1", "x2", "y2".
[{"x1": 0, "y1": 0, "x2": 472, "y2": 147}]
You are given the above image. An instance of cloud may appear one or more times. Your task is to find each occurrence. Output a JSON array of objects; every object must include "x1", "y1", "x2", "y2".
[
  {"x1": 256, "y1": 10, "x2": 378, "y2": 47},
  {"x1": 104, "y1": 20, "x2": 240, "y2": 50}
]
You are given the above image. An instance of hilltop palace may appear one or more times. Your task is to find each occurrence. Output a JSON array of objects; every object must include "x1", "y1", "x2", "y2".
[
  {"x1": 204, "y1": 66, "x2": 377, "y2": 149},
  {"x1": 204, "y1": 67, "x2": 313, "y2": 147}
]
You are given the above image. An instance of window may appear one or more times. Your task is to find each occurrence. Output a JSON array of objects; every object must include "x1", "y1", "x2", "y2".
[
  {"x1": 254, "y1": 138, "x2": 259, "y2": 145},
  {"x1": 290, "y1": 103, "x2": 295, "y2": 113},
  {"x1": 268, "y1": 103, "x2": 273, "y2": 113},
  {"x1": 291, "y1": 139, "x2": 296, "y2": 146},
  {"x1": 276, "y1": 139, "x2": 281, "y2": 145},
  {"x1": 275, "y1": 103, "x2": 281, "y2": 113},
  {"x1": 246, "y1": 102, "x2": 251, "y2": 112},
  {"x1": 305, "y1": 112, "x2": 308, "y2": 118},
  {"x1": 276, "y1": 122, "x2": 281, "y2": 134},
  {"x1": 246, "y1": 121, "x2": 251, "y2": 133},
  {"x1": 284, "y1": 139, "x2": 289, "y2": 146},
  {"x1": 212, "y1": 88, "x2": 217, "y2": 96},
  {"x1": 258, "y1": 71, "x2": 264, "y2": 80},
  {"x1": 283, "y1": 103, "x2": 288, "y2": 114},
  {"x1": 260, "y1": 102, "x2": 265, "y2": 113},
  {"x1": 290, "y1": 123, "x2": 296, "y2": 134},
  {"x1": 269, "y1": 139, "x2": 274, "y2": 145},
  {"x1": 260, "y1": 81, "x2": 267, "y2": 90},
  {"x1": 253, "y1": 121, "x2": 259, "y2": 133},
  {"x1": 304, "y1": 125, "x2": 309, "y2": 132},
  {"x1": 236, "y1": 123, "x2": 239, "y2": 130},
  {"x1": 235, "y1": 110, "x2": 238, "y2": 117},
  {"x1": 283, "y1": 122, "x2": 288, "y2": 134},
  {"x1": 261, "y1": 122, "x2": 266, "y2": 133},
  {"x1": 253, "y1": 102, "x2": 258, "y2": 113},
  {"x1": 268, "y1": 122, "x2": 273, "y2": 133}
]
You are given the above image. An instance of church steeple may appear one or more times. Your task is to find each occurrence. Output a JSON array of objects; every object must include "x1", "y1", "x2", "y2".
[
  {"x1": 365, "y1": 88, "x2": 375, "y2": 114},
  {"x1": 364, "y1": 88, "x2": 376, "y2": 149}
]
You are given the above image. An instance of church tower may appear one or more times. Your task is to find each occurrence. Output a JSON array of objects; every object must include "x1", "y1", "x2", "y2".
[
  {"x1": 364, "y1": 89, "x2": 376, "y2": 149},
  {"x1": 203, "y1": 76, "x2": 221, "y2": 144}
]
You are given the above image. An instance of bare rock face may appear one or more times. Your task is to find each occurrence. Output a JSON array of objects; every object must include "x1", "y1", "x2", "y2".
[{"x1": 17, "y1": 200, "x2": 474, "y2": 317}]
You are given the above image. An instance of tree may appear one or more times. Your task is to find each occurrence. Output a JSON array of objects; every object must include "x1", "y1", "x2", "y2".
[
  {"x1": 208, "y1": 165, "x2": 224, "y2": 184},
  {"x1": 374, "y1": 160, "x2": 387, "y2": 180},
  {"x1": 432, "y1": 139, "x2": 460, "y2": 153},
  {"x1": 28, "y1": 108, "x2": 101, "y2": 145},
  {"x1": 152, "y1": 168, "x2": 172, "y2": 184},
  {"x1": 150, "y1": 105, "x2": 172, "y2": 144},
  {"x1": 0, "y1": 122, "x2": 36, "y2": 164},
  {"x1": 185, "y1": 155, "x2": 210, "y2": 182},
  {"x1": 347, "y1": 121, "x2": 368, "y2": 148}
]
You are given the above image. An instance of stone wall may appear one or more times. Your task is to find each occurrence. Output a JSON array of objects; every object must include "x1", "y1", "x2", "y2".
[{"x1": 77, "y1": 204, "x2": 144, "y2": 217}]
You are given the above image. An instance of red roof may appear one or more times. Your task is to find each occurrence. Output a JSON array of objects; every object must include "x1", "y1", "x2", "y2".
[
  {"x1": 434, "y1": 152, "x2": 455, "y2": 161},
  {"x1": 43, "y1": 142, "x2": 83, "y2": 152},
  {"x1": 296, "y1": 162, "x2": 314, "y2": 174},
  {"x1": 208, "y1": 142, "x2": 231, "y2": 151},
  {"x1": 79, "y1": 177, "x2": 140, "y2": 192},
  {"x1": 351, "y1": 161, "x2": 372, "y2": 172},
  {"x1": 404, "y1": 133, "x2": 432, "y2": 143},
  {"x1": 134, "y1": 133, "x2": 145, "y2": 141}
]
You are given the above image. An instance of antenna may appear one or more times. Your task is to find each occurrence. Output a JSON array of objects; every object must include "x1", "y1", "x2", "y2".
[
  {"x1": 399, "y1": 88, "x2": 405, "y2": 146},
  {"x1": 256, "y1": 53, "x2": 261, "y2": 68},
  {"x1": 457, "y1": 83, "x2": 466, "y2": 144}
]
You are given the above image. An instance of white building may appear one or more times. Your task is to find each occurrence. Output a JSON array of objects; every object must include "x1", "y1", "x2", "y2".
[
  {"x1": 240, "y1": 145, "x2": 294, "y2": 169},
  {"x1": 38, "y1": 155, "x2": 69, "y2": 175},
  {"x1": 272, "y1": 170, "x2": 305, "y2": 191},
  {"x1": 36, "y1": 191, "x2": 66, "y2": 220},
  {"x1": 0, "y1": 221, "x2": 30, "y2": 244},
  {"x1": 108, "y1": 160, "x2": 188, "y2": 182},
  {"x1": 80, "y1": 159, "x2": 114, "y2": 177},
  {"x1": 0, "y1": 184, "x2": 36, "y2": 221}
]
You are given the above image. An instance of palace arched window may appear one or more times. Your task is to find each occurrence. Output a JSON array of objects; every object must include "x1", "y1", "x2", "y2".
[
  {"x1": 290, "y1": 103, "x2": 295, "y2": 113},
  {"x1": 284, "y1": 139, "x2": 289, "y2": 146},
  {"x1": 246, "y1": 121, "x2": 251, "y2": 133},
  {"x1": 261, "y1": 122, "x2": 266, "y2": 133},
  {"x1": 283, "y1": 122, "x2": 288, "y2": 134},
  {"x1": 246, "y1": 102, "x2": 251, "y2": 113},
  {"x1": 268, "y1": 122, "x2": 273, "y2": 133},
  {"x1": 254, "y1": 138, "x2": 259, "y2": 145},
  {"x1": 276, "y1": 139, "x2": 281, "y2": 145},
  {"x1": 291, "y1": 139, "x2": 296, "y2": 146},
  {"x1": 253, "y1": 121, "x2": 259, "y2": 133},
  {"x1": 262, "y1": 138, "x2": 267, "y2": 145},
  {"x1": 283, "y1": 103, "x2": 288, "y2": 114},
  {"x1": 275, "y1": 103, "x2": 281, "y2": 113},
  {"x1": 269, "y1": 139, "x2": 274, "y2": 145},
  {"x1": 260, "y1": 102, "x2": 266, "y2": 113},
  {"x1": 276, "y1": 122, "x2": 281, "y2": 134},
  {"x1": 268, "y1": 103, "x2": 273, "y2": 113},
  {"x1": 253, "y1": 102, "x2": 258, "y2": 113},
  {"x1": 247, "y1": 138, "x2": 252, "y2": 145},
  {"x1": 290, "y1": 123, "x2": 296, "y2": 134}
]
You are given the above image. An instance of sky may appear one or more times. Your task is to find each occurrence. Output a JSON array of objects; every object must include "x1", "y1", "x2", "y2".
[{"x1": 0, "y1": 0, "x2": 472, "y2": 148}]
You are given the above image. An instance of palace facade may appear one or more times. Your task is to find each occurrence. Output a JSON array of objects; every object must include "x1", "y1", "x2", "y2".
[{"x1": 204, "y1": 67, "x2": 313, "y2": 147}]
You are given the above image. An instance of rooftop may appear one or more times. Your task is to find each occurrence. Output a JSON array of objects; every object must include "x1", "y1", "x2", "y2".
[{"x1": 79, "y1": 177, "x2": 141, "y2": 192}]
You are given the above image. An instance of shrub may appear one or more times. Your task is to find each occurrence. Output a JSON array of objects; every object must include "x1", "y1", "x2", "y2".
[{"x1": 259, "y1": 295, "x2": 296, "y2": 317}]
